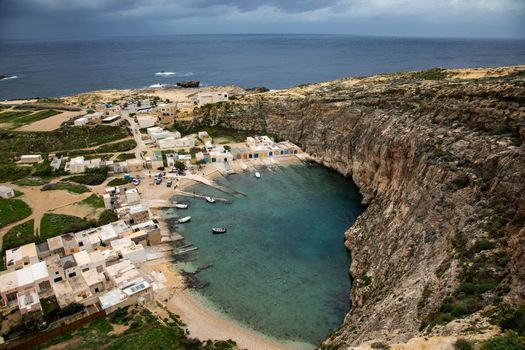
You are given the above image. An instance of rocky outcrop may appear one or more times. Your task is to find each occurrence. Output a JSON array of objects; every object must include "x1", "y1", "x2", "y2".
[
  {"x1": 176, "y1": 80, "x2": 200, "y2": 88},
  {"x1": 191, "y1": 66, "x2": 525, "y2": 347}
]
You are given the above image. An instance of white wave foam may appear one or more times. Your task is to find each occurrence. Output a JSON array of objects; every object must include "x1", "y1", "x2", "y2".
[
  {"x1": 149, "y1": 83, "x2": 167, "y2": 88},
  {"x1": 155, "y1": 71, "x2": 175, "y2": 76},
  {"x1": 176, "y1": 72, "x2": 194, "y2": 77},
  {"x1": 0, "y1": 75, "x2": 18, "y2": 81}
]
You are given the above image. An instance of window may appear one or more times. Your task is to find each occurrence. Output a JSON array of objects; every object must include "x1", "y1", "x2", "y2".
[
  {"x1": 54, "y1": 277, "x2": 63, "y2": 282},
  {"x1": 94, "y1": 288, "x2": 99, "y2": 293},
  {"x1": 79, "y1": 241, "x2": 84, "y2": 247},
  {"x1": 68, "y1": 272, "x2": 76, "y2": 278},
  {"x1": 82, "y1": 268, "x2": 89, "y2": 272}
]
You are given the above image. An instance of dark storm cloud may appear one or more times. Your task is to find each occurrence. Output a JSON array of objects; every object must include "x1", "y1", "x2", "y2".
[{"x1": 1, "y1": 0, "x2": 524, "y2": 39}]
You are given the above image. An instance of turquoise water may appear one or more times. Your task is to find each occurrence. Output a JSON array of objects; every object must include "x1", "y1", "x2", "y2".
[{"x1": 168, "y1": 164, "x2": 362, "y2": 346}]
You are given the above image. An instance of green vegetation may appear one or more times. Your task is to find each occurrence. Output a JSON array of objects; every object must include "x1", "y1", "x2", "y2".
[
  {"x1": 15, "y1": 177, "x2": 49, "y2": 186},
  {"x1": 42, "y1": 181, "x2": 90, "y2": 194},
  {"x1": 482, "y1": 332, "x2": 525, "y2": 350},
  {"x1": 0, "y1": 163, "x2": 31, "y2": 182},
  {"x1": 455, "y1": 339, "x2": 474, "y2": 350},
  {"x1": 97, "y1": 210, "x2": 118, "y2": 226},
  {"x1": 42, "y1": 297, "x2": 84, "y2": 323},
  {"x1": 40, "y1": 214, "x2": 96, "y2": 240},
  {"x1": 34, "y1": 306, "x2": 235, "y2": 350},
  {"x1": 0, "y1": 197, "x2": 32, "y2": 228},
  {"x1": 187, "y1": 125, "x2": 254, "y2": 143},
  {"x1": 0, "y1": 110, "x2": 33, "y2": 123},
  {"x1": 0, "y1": 124, "x2": 129, "y2": 163},
  {"x1": 174, "y1": 161, "x2": 186, "y2": 171},
  {"x1": 116, "y1": 152, "x2": 137, "y2": 161},
  {"x1": 95, "y1": 139, "x2": 137, "y2": 153},
  {"x1": 412, "y1": 68, "x2": 448, "y2": 80},
  {"x1": 107, "y1": 177, "x2": 132, "y2": 186},
  {"x1": 2, "y1": 220, "x2": 35, "y2": 252},
  {"x1": 69, "y1": 167, "x2": 108, "y2": 185},
  {"x1": 81, "y1": 194, "x2": 105, "y2": 208}
]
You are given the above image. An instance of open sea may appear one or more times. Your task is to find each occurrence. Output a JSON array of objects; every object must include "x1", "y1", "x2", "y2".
[
  {"x1": 167, "y1": 164, "x2": 363, "y2": 346},
  {"x1": 1, "y1": 34, "x2": 525, "y2": 100}
]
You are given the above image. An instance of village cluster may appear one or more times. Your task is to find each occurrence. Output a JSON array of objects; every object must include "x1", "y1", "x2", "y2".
[{"x1": 0, "y1": 88, "x2": 306, "y2": 337}]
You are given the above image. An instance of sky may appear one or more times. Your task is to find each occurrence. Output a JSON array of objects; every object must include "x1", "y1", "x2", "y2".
[{"x1": 0, "y1": 0, "x2": 524, "y2": 40}]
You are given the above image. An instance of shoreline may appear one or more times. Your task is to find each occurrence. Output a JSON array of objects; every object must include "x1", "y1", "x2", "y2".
[
  {"x1": 150, "y1": 157, "x2": 315, "y2": 350},
  {"x1": 165, "y1": 289, "x2": 314, "y2": 350}
]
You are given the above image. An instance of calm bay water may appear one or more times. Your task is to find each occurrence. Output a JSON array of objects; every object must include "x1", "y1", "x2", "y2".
[
  {"x1": 167, "y1": 164, "x2": 362, "y2": 345},
  {"x1": 1, "y1": 34, "x2": 524, "y2": 99}
]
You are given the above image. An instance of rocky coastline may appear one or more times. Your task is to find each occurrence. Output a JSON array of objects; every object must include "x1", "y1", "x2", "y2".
[{"x1": 188, "y1": 66, "x2": 525, "y2": 347}]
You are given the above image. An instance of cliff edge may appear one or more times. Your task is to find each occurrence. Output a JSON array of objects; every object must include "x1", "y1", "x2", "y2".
[{"x1": 190, "y1": 66, "x2": 525, "y2": 347}]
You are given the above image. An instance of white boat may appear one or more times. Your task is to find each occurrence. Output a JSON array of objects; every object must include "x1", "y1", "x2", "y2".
[
  {"x1": 255, "y1": 171, "x2": 261, "y2": 179},
  {"x1": 174, "y1": 203, "x2": 188, "y2": 209},
  {"x1": 212, "y1": 227, "x2": 227, "y2": 234},
  {"x1": 205, "y1": 196, "x2": 216, "y2": 203},
  {"x1": 178, "y1": 216, "x2": 191, "y2": 223}
]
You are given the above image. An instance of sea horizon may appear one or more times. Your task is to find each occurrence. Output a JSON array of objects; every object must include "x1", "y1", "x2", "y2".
[{"x1": 1, "y1": 34, "x2": 524, "y2": 100}]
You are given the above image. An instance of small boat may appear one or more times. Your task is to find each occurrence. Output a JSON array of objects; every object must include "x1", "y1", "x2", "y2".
[
  {"x1": 255, "y1": 171, "x2": 261, "y2": 179},
  {"x1": 178, "y1": 216, "x2": 191, "y2": 223},
  {"x1": 174, "y1": 203, "x2": 188, "y2": 209},
  {"x1": 212, "y1": 227, "x2": 227, "y2": 234},
  {"x1": 205, "y1": 196, "x2": 216, "y2": 203}
]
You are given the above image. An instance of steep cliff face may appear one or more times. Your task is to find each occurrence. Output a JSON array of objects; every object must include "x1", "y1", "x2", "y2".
[{"x1": 192, "y1": 66, "x2": 525, "y2": 347}]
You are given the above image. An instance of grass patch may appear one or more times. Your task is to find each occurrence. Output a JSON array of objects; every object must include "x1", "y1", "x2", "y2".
[
  {"x1": 97, "y1": 210, "x2": 118, "y2": 226},
  {"x1": 0, "y1": 110, "x2": 33, "y2": 123},
  {"x1": 33, "y1": 306, "x2": 236, "y2": 350},
  {"x1": 40, "y1": 214, "x2": 96, "y2": 240},
  {"x1": 11, "y1": 110, "x2": 61, "y2": 127},
  {"x1": 0, "y1": 125, "x2": 129, "y2": 163},
  {"x1": 69, "y1": 167, "x2": 108, "y2": 185},
  {"x1": 115, "y1": 152, "x2": 137, "y2": 161},
  {"x1": 0, "y1": 198, "x2": 32, "y2": 228},
  {"x1": 95, "y1": 139, "x2": 137, "y2": 153},
  {"x1": 412, "y1": 68, "x2": 448, "y2": 80},
  {"x1": 15, "y1": 177, "x2": 49, "y2": 186},
  {"x1": 107, "y1": 177, "x2": 132, "y2": 186},
  {"x1": 81, "y1": 194, "x2": 105, "y2": 208},
  {"x1": 0, "y1": 163, "x2": 32, "y2": 182},
  {"x1": 42, "y1": 182, "x2": 90, "y2": 194},
  {"x1": 2, "y1": 220, "x2": 35, "y2": 251}
]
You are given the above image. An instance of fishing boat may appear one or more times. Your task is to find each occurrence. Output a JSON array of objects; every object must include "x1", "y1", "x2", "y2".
[
  {"x1": 205, "y1": 196, "x2": 216, "y2": 203},
  {"x1": 255, "y1": 171, "x2": 261, "y2": 179},
  {"x1": 174, "y1": 203, "x2": 188, "y2": 209},
  {"x1": 178, "y1": 216, "x2": 191, "y2": 223},
  {"x1": 212, "y1": 227, "x2": 227, "y2": 234}
]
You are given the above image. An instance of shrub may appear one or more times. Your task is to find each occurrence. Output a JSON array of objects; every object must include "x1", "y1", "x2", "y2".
[
  {"x1": 473, "y1": 239, "x2": 495, "y2": 253},
  {"x1": 69, "y1": 167, "x2": 108, "y2": 185},
  {"x1": 455, "y1": 339, "x2": 474, "y2": 350},
  {"x1": 97, "y1": 210, "x2": 118, "y2": 226},
  {"x1": 107, "y1": 178, "x2": 132, "y2": 186},
  {"x1": 482, "y1": 332, "x2": 525, "y2": 350}
]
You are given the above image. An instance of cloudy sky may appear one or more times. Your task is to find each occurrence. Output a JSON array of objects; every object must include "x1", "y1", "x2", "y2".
[{"x1": 1, "y1": 0, "x2": 524, "y2": 40}]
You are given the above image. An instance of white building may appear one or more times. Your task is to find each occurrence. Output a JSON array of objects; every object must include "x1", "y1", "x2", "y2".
[
  {"x1": 0, "y1": 185, "x2": 15, "y2": 199},
  {"x1": 20, "y1": 155, "x2": 43, "y2": 164},
  {"x1": 136, "y1": 114, "x2": 158, "y2": 129},
  {"x1": 197, "y1": 92, "x2": 229, "y2": 106},
  {"x1": 125, "y1": 188, "x2": 141, "y2": 205},
  {"x1": 67, "y1": 156, "x2": 85, "y2": 174},
  {"x1": 110, "y1": 238, "x2": 146, "y2": 264},
  {"x1": 74, "y1": 117, "x2": 89, "y2": 126},
  {"x1": 5, "y1": 243, "x2": 39, "y2": 271},
  {"x1": 172, "y1": 137, "x2": 195, "y2": 148}
]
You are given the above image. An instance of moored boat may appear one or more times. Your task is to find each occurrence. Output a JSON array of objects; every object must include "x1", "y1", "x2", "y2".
[
  {"x1": 205, "y1": 196, "x2": 216, "y2": 203},
  {"x1": 255, "y1": 171, "x2": 261, "y2": 179},
  {"x1": 212, "y1": 227, "x2": 227, "y2": 234},
  {"x1": 178, "y1": 216, "x2": 191, "y2": 223},
  {"x1": 174, "y1": 203, "x2": 188, "y2": 209}
]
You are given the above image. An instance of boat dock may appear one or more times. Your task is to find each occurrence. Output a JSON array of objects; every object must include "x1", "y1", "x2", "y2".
[{"x1": 173, "y1": 190, "x2": 233, "y2": 204}]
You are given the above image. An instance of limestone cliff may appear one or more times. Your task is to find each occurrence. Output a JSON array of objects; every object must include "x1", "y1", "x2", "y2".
[{"x1": 190, "y1": 66, "x2": 525, "y2": 347}]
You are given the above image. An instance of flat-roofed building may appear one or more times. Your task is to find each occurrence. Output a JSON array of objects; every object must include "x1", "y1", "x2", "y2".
[
  {"x1": 104, "y1": 259, "x2": 140, "y2": 287},
  {"x1": 81, "y1": 270, "x2": 105, "y2": 295},
  {"x1": 197, "y1": 92, "x2": 228, "y2": 106},
  {"x1": 0, "y1": 262, "x2": 51, "y2": 306},
  {"x1": 17, "y1": 287, "x2": 43, "y2": 323},
  {"x1": 126, "y1": 159, "x2": 143, "y2": 172},
  {"x1": 5, "y1": 243, "x2": 39, "y2": 271},
  {"x1": 20, "y1": 155, "x2": 43, "y2": 164},
  {"x1": 110, "y1": 238, "x2": 146, "y2": 264},
  {"x1": 136, "y1": 114, "x2": 158, "y2": 129},
  {"x1": 0, "y1": 185, "x2": 15, "y2": 199},
  {"x1": 52, "y1": 275, "x2": 92, "y2": 308},
  {"x1": 66, "y1": 156, "x2": 85, "y2": 174}
]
